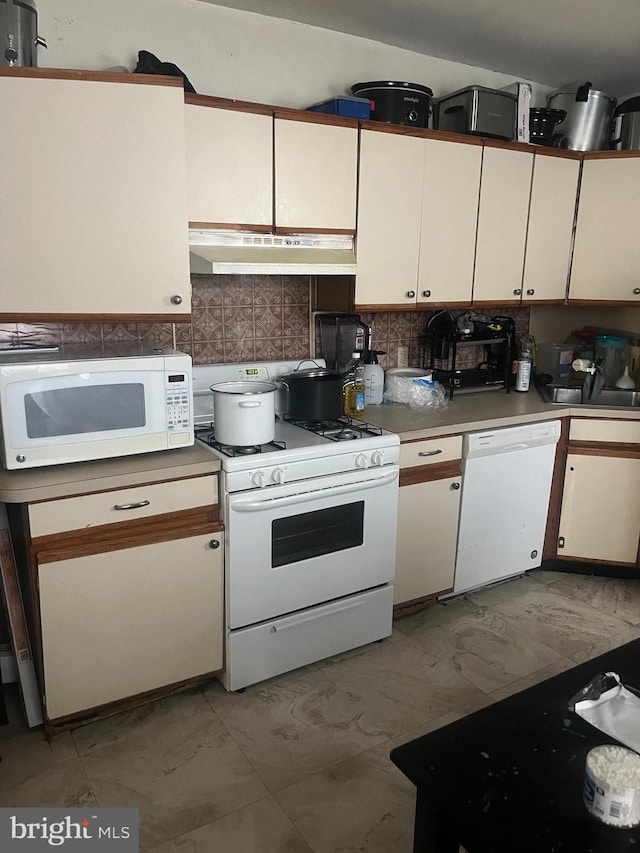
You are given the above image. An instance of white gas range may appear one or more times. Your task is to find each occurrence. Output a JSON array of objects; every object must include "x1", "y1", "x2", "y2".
[{"x1": 193, "y1": 360, "x2": 400, "y2": 691}]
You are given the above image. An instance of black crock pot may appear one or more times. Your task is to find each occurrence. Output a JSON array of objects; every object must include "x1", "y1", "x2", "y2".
[{"x1": 351, "y1": 81, "x2": 434, "y2": 127}]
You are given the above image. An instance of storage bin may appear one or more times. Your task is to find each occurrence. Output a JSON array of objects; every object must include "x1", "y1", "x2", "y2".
[
  {"x1": 306, "y1": 96, "x2": 371, "y2": 119},
  {"x1": 595, "y1": 335, "x2": 627, "y2": 385},
  {"x1": 536, "y1": 342, "x2": 574, "y2": 381}
]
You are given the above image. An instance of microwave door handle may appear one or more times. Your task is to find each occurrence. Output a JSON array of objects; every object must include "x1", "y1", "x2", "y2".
[{"x1": 231, "y1": 470, "x2": 398, "y2": 512}]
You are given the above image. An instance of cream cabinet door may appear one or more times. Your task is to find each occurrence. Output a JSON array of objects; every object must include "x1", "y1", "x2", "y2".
[
  {"x1": 0, "y1": 72, "x2": 191, "y2": 317},
  {"x1": 394, "y1": 476, "x2": 461, "y2": 605},
  {"x1": 185, "y1": 104, "x2": 273, "y2": 228},
  {"x1": 274, "y1": 118, "x2": 358, "y2": 231},
  {"x1": 418, "y1": 138, "x2": 482, "y2": 306},
  {"x1": 570, "y1": 156, "x2": 640, "y2": 303},
  {"x1": 558, "y1": 454, "x2": 640, "y2": 563},
  {"x1": 39, "y1": 532, "x2": 224, "y2": 720},
  {"x1": 355, "y1": 130, "x2": 424, "y2": 308},
  {"x1": 522, "y1": 153, "x2": 580, "y2": 302},
  {"x1": 473, "y1": 145, "x2": 534, "y2": 303}
]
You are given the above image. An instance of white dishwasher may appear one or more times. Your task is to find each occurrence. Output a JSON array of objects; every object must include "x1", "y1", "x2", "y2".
[{"x1": 453, "y1": 420, "x2": 561, "y2": 595}]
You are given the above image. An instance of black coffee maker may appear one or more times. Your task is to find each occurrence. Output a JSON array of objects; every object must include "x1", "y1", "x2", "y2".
[{"x1": 315, "y1": 313, "x2": 370, "y2": 374}]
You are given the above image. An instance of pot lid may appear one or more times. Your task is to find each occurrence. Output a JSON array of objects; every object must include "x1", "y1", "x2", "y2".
[
  {"x1": 613, "y1": 96, "x2": 640, "y2": 116},
  {"x1": 210, "y1": 381, "x2": 277, "y2": 394},
  {"x1": 351, "y1": 81, "x2": 433, "y2": 97},
  {"x1": 280, "y1": 367, "x2": 338, "y2": 380}
]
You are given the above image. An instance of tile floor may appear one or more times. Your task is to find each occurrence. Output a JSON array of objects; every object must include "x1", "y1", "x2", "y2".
[{"x1": 1, "y1": 568, "x2": 639, "y2": 852}]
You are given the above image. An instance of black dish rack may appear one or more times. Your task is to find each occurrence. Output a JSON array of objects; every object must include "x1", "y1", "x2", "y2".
[{"x1": 419, "y1": 329, "x2": 513, "y2": 399}]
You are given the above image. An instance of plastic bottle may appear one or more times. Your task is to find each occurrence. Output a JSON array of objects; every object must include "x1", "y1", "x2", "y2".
[
  {"x1": 344, "y1": 352, "x2": 366, "y2": 417},
  {"x1": 515, "y1": 338, "x2": 532, "y2": 392},
  {"x1": 364, "y1": 350, "x2": 385, "y2": 405}
]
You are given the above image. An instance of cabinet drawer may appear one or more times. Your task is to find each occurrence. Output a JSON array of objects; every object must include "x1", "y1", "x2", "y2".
[
  {"x1": 29, "y1": 475, "x2": 218, "y2": 537},
  {"x1": 569, "y1": 419, "x2": 640, "y2": 444},
  {"x1": 399, "y1": 435, "x2": 463, "y2": 469}
]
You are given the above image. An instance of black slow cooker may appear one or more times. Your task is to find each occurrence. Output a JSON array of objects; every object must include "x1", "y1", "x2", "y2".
[{"x1": 351, "y1": 81, "x2": 433, "y2": 127}]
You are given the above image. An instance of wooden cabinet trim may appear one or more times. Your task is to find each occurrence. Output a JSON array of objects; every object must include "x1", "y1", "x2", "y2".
[
  {"x1": 184, "y1": 92, "x2": 274, "y2": 115},
  {"x1": 567, "y1": 442, "x2": 640, "y2": 459},
  {"x1": 274, "y1": 226, "x2": 356, "y2": 236},
  {"x1": 189, "y1": 221, "x2": 272, "y2": 232},
  {"x1": 568, "y1": 299, "x2": 640, "y2": 306},
  {"x1": 34, "y1": 507, "x2": 221, "y2": 561},
  {"x1": 399, "y1": 460, "x2": 461, "y2": 486},
  {"x1": 583, "y1": 150, "x2": 640, "y2": 160},
  {"x1": 0, "y1": 312, "x2": 190, "y2": 323},
  {"x1": 0, "y1": 68, "x2": 182, "y2": 87},
  {"x1": 274, "y1": 108, "x2": 359, "y2": 128}
]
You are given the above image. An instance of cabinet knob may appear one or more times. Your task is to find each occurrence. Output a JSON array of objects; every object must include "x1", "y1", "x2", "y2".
[
  {"x1": 513, "y1": 289, "x2": 522, "y2": 296},
  {"x1": 170, "y1": 294, "x2": 183, "y2": 305},
  {"x1": 451, "y1": 481, "x2": 461, "y2": 490},
  {"x1": 422, "y1": 290, "x2": 431, "y2": 298},
  {"x1": 406, "y1": 291, "x2": 416, "y2": 299},
  {"x1": 209, "y1": 539, "x2": 220, "y2": 549},
  {"x1": 526, "y1": 288, "x2": 535, "y2": 296},
  {"x1": 634, "y1": 288, "x2": 640, "y2": 295}
]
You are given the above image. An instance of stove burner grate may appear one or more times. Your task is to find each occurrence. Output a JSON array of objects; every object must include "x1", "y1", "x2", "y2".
[
  {"x1": 195, "y1": 425, "x2": 286, "y2": 457},
  {"x1": 284, "y1": 416, "x2": 385, "y2": 442}
]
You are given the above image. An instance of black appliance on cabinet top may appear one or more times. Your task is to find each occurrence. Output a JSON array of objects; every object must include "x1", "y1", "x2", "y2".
[{"x1": 421, "y1": 311, "x2": 515, "y2": 398}]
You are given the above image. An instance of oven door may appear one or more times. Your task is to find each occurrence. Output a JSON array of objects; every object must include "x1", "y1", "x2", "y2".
[{"x1": 226, "y1": 466, "x2": 399, "y2": 629}]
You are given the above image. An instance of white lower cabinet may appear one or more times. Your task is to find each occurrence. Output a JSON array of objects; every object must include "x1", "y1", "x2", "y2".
[
  {"x1": 557, "y1": 419, "x2": 640, "y2": 565},
  {"x1": 39, "y1": 532, "x2": 223, "y2": 720},
  {"x1": 394, "y1": 436, "x2": 463, "y2": 607}
]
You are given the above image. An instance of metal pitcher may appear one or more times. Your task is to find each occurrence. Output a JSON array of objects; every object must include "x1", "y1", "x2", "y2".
[{"x1": 548, "y1": 81, "x2": 616, "y2": 151}]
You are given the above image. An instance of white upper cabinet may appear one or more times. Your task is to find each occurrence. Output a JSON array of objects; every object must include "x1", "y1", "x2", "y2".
[
  {"x1": 274, "y1": 116, "x2": 358, "y2": 232},
  {"x1": 570, "y1": 155, "x2": 640, "y2": 303},
  {"x1": 355, "y1": 129, "x2": 425, "y2": 308},
  {"x1": 0, "y1": 70, "x2": 191, "y2": 318},
  {"x1": 473, "y1": 145, "x2": 534, "y2": 303},
  {"x1": 184, "y1": 102, "x2": 273, "y2": 228},
  {"x1": 418, "y1": 137, "x2": 482, "y2": 306},
  {"x1": 521, "y1": 152, "x2": 580, "y2": 303}
]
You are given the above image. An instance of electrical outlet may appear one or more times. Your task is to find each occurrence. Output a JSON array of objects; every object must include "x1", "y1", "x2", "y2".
[{"x1": 397, "y1": 346, "x2": 408, "y2": 368}]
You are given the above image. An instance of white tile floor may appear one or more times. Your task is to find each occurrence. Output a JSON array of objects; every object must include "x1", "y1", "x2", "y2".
[{"x1": 1, "y1": 568, "x2": 639, "y2": 851}]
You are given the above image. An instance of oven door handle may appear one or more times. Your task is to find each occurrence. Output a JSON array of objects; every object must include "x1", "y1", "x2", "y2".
[{"x1": 230, "y1": 469, "x2": 398, "y2": 512}]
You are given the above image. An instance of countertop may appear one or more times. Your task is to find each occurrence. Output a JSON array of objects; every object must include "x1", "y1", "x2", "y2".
[
  {"x1": 362, "y1": 387, "x2": 640, "y2": 441},
  {"x1": 0, "y1": 443, "x2": 220, "y2": 504},
  {"x1": 1, "y1": 390, "x2": 638, "y2": 503}
]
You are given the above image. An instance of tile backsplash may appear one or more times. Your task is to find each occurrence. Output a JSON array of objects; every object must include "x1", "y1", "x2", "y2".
[{"x1": 1, "y1": 275, "x2": 530, "y2": 367}]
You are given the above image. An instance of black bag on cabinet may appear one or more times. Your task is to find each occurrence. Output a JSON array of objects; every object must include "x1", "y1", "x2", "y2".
[{"x1": 133, "y1": 50, "x2": 196, "y2": 93}]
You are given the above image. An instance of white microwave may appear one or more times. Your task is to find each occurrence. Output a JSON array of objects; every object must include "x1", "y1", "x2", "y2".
[{"x1": 0, "y1": 349, "x2": 194, "y2": 469}]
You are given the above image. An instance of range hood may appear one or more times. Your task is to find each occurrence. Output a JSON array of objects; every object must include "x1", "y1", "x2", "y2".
[{"x1": 188, "y1": 229, "x2": 357, "y2": 275}]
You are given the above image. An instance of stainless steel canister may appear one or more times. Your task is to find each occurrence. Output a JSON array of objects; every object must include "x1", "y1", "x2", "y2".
[
  {"x1": 1, "y1": 0, "x2": 46, "y2": 67},
  {"x1": 548, "y1": 81, "x2": 616, "y2": 151},
  {"x1": 611, "y1": 97, "x2": 640, "y2": 150}
]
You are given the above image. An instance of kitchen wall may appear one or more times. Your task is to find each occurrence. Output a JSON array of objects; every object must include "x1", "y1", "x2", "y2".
[{"x1": 38, "y1": 0, "x2": 554, "y2": 108}]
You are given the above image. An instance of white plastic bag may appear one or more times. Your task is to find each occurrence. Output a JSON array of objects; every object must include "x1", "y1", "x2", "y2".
[{"x1": 408, "y1": 378, "x2": 449, "y2": 410}]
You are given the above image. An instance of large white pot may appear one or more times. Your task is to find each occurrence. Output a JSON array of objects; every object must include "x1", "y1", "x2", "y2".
[{"x1": 211, "y1": 381, "x2": 277, "y2": 446}]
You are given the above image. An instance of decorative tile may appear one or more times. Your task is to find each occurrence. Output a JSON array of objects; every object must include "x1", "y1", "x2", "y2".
[
  {"x1": 101, "y1": 323, "x2": 140, "y2": 344},
  {"x1": 223, "y1": 338, "x2": 255, "y2": 362},
  {"x1": 138, "y1": 323, "x2": 174, "y2": 347},
  {"x1": 282, "y1": 276, "x2": 310, "y2": 305},
  {"x1": 191, "y1": 307, "x2": 224, "y2": 342},
  {"x1": 283, "y1": 305, "x2": 309, "y2": 337},
  {"x1": 253, "y1": 277, "x2": 284, "y2": 306},
  {"x1": 61, "y1": 323, "x2": 102, "y2": 345},
  {"x1": 221, "y1": 276, "x2": 255, "y2": 306},
  {"x1": 174, "y1": 322, "x2": 193, "y2": 345},
  {"x1": 283, "y1": 337, "x2": 310, "y2": 361},
  {"x1": 191, "y1": 275, "x2": 223, "y2": 307},
  {"x1": 222, "y1": 307, "x2": 254, "y2": 340},
  {"x1": 387, "y1": 312, "x2": 412, "y2": 340},
  {"x1": 254, "y1": 305, "x2": 284, "y2": 338},
  {"x1": 192, "y1": 340, "x2": 224, "y2": 364},
  {"x1": 254, "y1": 337, "x2": 284, "y2": 361}
]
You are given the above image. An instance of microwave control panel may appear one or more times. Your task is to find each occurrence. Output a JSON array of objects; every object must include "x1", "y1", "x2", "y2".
[{"x1": 166, "y1": 373, "x2": 191, "y2": 430}]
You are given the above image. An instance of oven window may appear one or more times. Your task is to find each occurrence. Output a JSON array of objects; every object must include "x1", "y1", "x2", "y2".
[
  {"x1": 272, "y1": 501, "x2": 364, "y2": 568},
  {"x1": 25, "y1": 384, "x2": 146, "y2": 438}
]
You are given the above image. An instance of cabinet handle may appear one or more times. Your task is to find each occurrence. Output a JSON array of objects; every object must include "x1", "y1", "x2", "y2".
[
  {"x1": 526, "y1": 288, "x2": 535, "y2": 295},
  {"x1": 513, "y1": 289, "x2": 522, "y2": 296},
  {"x1": 170, "y1": 294, "x2": 183, "y2": 305},
  {"x1": 406, "y1": 291, "x2": 416, "y2": 299},
  {"x1": 418, "y1": 449, "x2": 442, "y2": 457},
  {"x1": 422, "y1": 290, "x2": 431, "y2": 298},
  {"x1": 113, "y1": 499, "x2": 151, "y2": 511},
  {"x1": 451, "y1": 481, "x2": 461, "y2": 490},
  {"x1": 634, "y1": 288, "x2": 640, "y2": 295},
  {"x1": 209, "y1": 539, "x2": 221, "y2": 549}
]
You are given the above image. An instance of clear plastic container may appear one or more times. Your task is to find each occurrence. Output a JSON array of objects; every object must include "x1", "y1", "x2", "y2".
[
  {"x1": 565, "y1": 329, "x2": 597, "y2": 362},
  {"x1": 595, "y1": 335, "x2": 627, "y2": 386}
]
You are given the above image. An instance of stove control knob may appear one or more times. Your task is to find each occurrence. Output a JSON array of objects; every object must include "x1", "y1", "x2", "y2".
[
  {"x1": 371, "y1": 451, "x2": 384, "y2": 466},
  {"x1": 251, "y1": 470, "x2": 266, "y2": 488},
  {"x1": 355, "y1": 453, "x2": 368, "y2": 468},
  {"x1": 272, "y1": 467, "x2": 286, "y2": 484}
]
